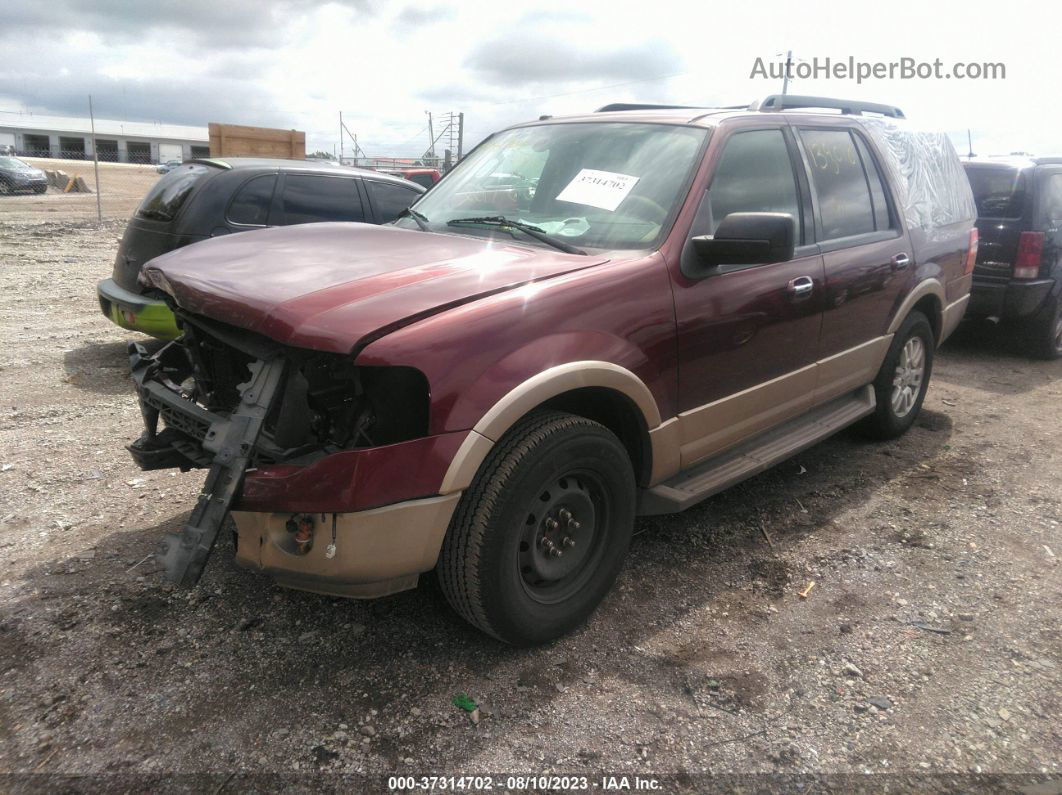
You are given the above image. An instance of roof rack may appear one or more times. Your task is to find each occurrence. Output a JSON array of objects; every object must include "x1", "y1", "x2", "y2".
[
  {"x1": 594, "y1": 103, "x2": 702, "y2": 113},
  {"x1": 752, "y1": 95, "x2": 905, "y2": 119},
  {"x1": 594, "y1": 96, "x2": 905, "y2": 119}
]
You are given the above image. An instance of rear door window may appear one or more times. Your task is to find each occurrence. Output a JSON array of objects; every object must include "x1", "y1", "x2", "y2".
[
  {"x1": 136, "y1": 163, "x2": 216, "y2": 221},
  {"x1": 799, "y1": 129, "x2": 877, "y2": 240},
  {"x1": 852, "y1": 135, "x2": 895, "y2": 231},
  {"x1": 279, "y1": 174, "x2": 365, "y2": 225},
  {"x1": 964, "y1": 166, "x2": 1027, "y2": 218},
  {"x1": 226, "y1": 174, "x2": 277, "y2": 226},
  {"x1": 365, "y1": 180, "x2": 422, "y2": 223}
]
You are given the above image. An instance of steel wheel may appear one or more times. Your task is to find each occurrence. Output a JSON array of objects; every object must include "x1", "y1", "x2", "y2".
[
  {"x1": 891, "y1": 336, "x2": 925, "y2": 418},
  {"x1": 438, "y1": 411, "x2": 635, "y2": 645},
  {"x1": 517, "y1": 471, "x2": 607, "y2": 605}
]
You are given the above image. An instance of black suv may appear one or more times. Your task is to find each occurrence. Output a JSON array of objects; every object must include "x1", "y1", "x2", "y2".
[
  {"x1": 962, "y1": 157, "x2": 1062, "y2": 358},
  {"x1": 97, "y1": 158, "x2": 425, "y2": 338}
]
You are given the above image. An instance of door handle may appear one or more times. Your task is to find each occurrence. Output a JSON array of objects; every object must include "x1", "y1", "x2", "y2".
[
  {"x1": 891, "y1": 253, "x2": 911, "y2": 270},
  {"x1": 786, "y1": 276, "x2": 814, "y2": 298}
]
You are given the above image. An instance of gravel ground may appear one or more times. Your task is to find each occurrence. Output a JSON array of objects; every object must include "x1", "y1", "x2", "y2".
[{"x1": 0, "y1": 203, "x2": 1059, "y2": 791}]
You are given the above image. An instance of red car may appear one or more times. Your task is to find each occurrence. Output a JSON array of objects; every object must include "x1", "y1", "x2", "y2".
[
  {"x1": 127, "y1": 95, "x2": 976, "y2": 644},
  {"x1": 379, "y1": 167, "x2": 441, "y2": 189}
]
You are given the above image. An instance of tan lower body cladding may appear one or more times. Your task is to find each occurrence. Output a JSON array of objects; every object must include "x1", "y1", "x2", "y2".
[
  {"x1": 650, "y1": 335, "x2": 893, "y2": 478},
  {"x1": 231, "y1": 493, "x2": 460, "y2": 598}
]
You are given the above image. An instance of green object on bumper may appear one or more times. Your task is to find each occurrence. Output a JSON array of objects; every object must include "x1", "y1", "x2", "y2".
[{"x1": 96, "y1": 278, "x2": 180, "y2": 339}]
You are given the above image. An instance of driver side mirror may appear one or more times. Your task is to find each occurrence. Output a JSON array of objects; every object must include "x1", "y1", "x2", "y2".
[{"x1": 692, "y1": 212, "x2": 796, "y2": 271}]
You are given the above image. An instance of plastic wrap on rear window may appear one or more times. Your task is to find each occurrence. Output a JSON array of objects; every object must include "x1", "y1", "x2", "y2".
[{"x1": 861, "y1": 118, "x2": 976, "y2": 231}]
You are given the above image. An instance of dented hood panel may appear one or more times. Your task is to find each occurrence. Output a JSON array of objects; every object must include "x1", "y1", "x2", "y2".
[{"x1": 140, "y1": 222, "x2": 606, "y2": 353}]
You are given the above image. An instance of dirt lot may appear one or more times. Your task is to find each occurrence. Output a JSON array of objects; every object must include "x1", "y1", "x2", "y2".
[
  {"x1": 0, "y1": 192, "x2": 1059, "y2": 791},
  {"x1": 0, "y1": 158, "x2": 161, "y2": 223}
]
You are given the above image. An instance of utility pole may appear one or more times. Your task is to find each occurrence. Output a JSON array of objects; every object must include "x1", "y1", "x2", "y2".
[
  {"x1": 967, "y1": 129, "x2": 975, "y2": 159},
  {"x1": 339, "y1": 111, "x2": 344, "y2": 164},
  {"x1": 88, "y1": 95, "x2": 102, "y2": 226},
  {"x1": 457, "y1": 112, "x2": 464, "y2": 161},
  {"x1": 781, "y1": 50, "x2": 793, "y2": 98},
  {"x1": 426, "y1": 111, "x2": 435, "y2": 165}
]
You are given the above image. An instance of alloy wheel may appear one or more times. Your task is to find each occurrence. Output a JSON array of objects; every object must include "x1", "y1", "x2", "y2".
[{"x1": 891, "y1": 336, "x2": 925, "y2": 418}]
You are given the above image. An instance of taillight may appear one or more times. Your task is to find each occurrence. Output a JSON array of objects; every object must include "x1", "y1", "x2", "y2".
[
  {"x1": 964, "y1": 228, "x2": 979, "y2": 275},
  {"x1": 1014, "y1": 231, "x2": 1044, "y2": 279}
]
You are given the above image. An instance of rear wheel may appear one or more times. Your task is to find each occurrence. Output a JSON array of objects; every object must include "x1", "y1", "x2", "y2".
[
  {"x1": 438, "y1": 411, "x2": 635, "y2": 645},
  {"x1": 860, "y1": 311, "x2": 935, "y2": 440},
  {"x1": 1025, "y1": 295, "x2": 1062, "y2": 360}
]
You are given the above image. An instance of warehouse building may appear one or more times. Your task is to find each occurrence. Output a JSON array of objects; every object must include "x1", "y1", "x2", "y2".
[{"x1": 0, "y1": 113, "x2": 209, "y2": 164}]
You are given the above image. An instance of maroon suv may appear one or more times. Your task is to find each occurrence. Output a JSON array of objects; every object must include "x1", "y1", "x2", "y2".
[{"x1": 126, "y1": 95, "x2": 977, "y2": 644}]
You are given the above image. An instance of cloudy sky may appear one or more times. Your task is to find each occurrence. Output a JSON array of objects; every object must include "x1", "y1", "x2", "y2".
[{"x1": 0, "y1": 0, "x2": 1055, "y2": 158}]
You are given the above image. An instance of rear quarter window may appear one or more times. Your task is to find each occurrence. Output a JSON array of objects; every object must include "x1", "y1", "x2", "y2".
[
  {"x1": 964, "y1": 166, "x2": 1028, "y2": 219},
  {"x1": 365, "y1": 180, "x2": 422, "y2": 223},
  {"x1": 1040, "y1": 173, "x2": 1062, "y2": 227},
  {"x1": 226, "y1": 174, "x2": 277, "y2": 226},
  {"x1": 860, "y1": 119, "x2": 976, "y2": 230},
  {"x1": 137, "y1": 163, "x2": 217, "y2": 221}
]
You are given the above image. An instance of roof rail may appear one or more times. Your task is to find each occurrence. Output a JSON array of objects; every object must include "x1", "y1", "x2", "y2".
[
  {"x1": 752, "y1": 95, "x2": 905, "y2": 119},
  {"x1": 595, "y1": 103, "x2": 701, "y2": 113}
]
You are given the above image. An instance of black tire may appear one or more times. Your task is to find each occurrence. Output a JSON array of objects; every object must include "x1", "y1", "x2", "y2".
[
  {"x1": 438, "y1": 411, "x2": 635, "y2": 646},
  {"x1": 860, "y1": 310, "x2": 935, "y2": 440},
  {"x1": 33, "y1": 185, "x2": 47, "y2": 194},
  {"x1": 1024, "y1": 294, "x2": 1062, "y2": 360}
]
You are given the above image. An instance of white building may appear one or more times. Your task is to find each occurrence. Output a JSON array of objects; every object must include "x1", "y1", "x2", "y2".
[{"x1": 0, "y1": 112, "x2": 209, "y2": 164}]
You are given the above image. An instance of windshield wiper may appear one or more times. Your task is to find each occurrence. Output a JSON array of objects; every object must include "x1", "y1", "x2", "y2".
[
  {"x1": 446, "y1": 216, "x2": 586, "y2": 255},
  {"x1": 397, "y1": 206, "x2": 430, "y2": 231}
]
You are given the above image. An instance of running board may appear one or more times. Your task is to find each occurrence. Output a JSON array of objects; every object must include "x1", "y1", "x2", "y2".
[{"x1": 639, "y1": 385, "x2": 876, "y2": 516}]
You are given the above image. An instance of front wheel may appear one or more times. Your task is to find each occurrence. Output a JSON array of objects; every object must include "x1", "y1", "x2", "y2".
[
  {"x1": 438, "y1": 411, "x2": 635, "y2": 645},
  {"x1": 860, "y1": 310, "x2": 935, "y2": 440}
]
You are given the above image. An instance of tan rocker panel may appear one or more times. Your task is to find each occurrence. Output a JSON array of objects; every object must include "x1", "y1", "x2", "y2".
[{"x1": 673, "y1": 334, "x2": 893, "y2": 473}]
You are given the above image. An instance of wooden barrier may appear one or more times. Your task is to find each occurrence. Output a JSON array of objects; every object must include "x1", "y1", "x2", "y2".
[{"x1": 208, "y1": 123, "x2": 305, "y2": 160}]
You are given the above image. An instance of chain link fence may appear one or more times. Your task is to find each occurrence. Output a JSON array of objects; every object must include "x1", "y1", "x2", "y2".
[{"x1": 0, "y1": 156, "x2": 161, "y2": 221}]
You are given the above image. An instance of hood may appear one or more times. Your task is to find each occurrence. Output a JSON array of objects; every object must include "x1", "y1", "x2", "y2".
[
  {"x1": 5, "y1": 165, "x2": 42, "y2": 176},
  {"x1": 140, "y1": 222, "x2": 607, "y2": 353}
]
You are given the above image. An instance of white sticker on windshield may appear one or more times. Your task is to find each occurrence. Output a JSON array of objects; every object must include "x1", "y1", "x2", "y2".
[{"x1": 555, "y1": 169, "x2": 640, "y2": 212}]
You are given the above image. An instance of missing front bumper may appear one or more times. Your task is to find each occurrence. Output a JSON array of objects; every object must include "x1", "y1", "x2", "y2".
[{"x1": 128, "y1": 341, "x2": 287, "y2": 586}]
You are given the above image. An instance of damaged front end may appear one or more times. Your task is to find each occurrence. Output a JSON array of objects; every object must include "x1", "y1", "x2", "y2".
[{"x1": 127, "y1": 311, "x2": 429, "y2": 587}]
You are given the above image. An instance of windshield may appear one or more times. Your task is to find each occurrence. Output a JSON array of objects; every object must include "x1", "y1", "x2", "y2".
[
  {"x1": 136, "y1": 163, "x2": 217, "y2": 222},
  {"x1": 398, "y1": 122, "x2": 708, "y2": 250},
  {"x1": 964, "y1": 165, "x2": 1028, "y2": 218},
  {"x1": 0, "y1": 157, "x2": 30, "y2": 169}
]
